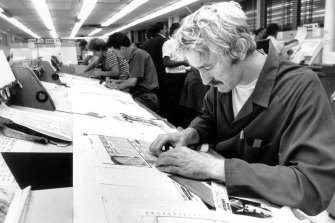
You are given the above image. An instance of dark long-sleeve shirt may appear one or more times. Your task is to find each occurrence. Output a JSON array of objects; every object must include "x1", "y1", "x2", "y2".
[{"x1": 189, "y1": 46, "x2": 335, "y2": 215}]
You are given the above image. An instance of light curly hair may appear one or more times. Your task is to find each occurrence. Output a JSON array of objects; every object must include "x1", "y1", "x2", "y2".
[{"x1": 175, "y1": 1, "x2": 256, "y2": 64}]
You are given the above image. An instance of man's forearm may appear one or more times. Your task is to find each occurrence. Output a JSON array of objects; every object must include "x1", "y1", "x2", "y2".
[
  {"x1": 182, "y1": 128, "x2": 226, "y2": 182},
  {"x1": 97, "y1": 70, "x2": 119, "y2": 77},
  {"x1": 182, "y1": 127, "x2": 201, "y2": 145},
  {"x1": 117, "y1": 78, "x2": 137, "y2": 90}
]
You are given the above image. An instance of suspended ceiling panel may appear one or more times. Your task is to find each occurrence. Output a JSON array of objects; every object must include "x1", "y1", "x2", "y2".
[{"x1": 0, "y1": 0, "x2": 244, "y2": 39}]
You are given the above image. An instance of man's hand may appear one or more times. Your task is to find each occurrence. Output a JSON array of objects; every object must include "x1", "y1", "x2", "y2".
[
  {"x1": 149, "y1": 128, "x2": 200, "y2": 157},
  {"x1": 149, "y1": 131, "x2": 191, "y2": 157},
  {"x1": 105, "y1": 80, "x2": 118, "y2": 89},
  {"x1": 156, "y1": 146, "x2": 225, "y2": 181},
  {"x1": 88, "y1": 70, "x2": 101, "y2": 78}
]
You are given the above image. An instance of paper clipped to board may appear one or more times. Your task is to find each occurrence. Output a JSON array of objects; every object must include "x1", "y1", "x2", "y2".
[{"x1": 0, "y1": 51, "x2": 16, "y2": 89}]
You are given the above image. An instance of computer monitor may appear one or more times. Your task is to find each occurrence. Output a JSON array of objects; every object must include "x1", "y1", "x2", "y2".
[{"x1": 0, "y1": 50, "x2": 16, "y2": 89}]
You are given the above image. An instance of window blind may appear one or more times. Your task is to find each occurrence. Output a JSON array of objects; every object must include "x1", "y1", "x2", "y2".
[
  {"x1": 240, "y1": 0, "x2": 257, "y2": 31},
  {"x1": 266, "y1": 0, "x2": 293, "y2": 31},
  {"x1": 300, "y1": 0, "x2": 325, "y2": 27}
]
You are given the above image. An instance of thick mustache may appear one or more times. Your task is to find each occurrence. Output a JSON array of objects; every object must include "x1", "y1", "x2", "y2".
[{"x1": 209, "y1": 79, "x2": 223, "y2": 86}]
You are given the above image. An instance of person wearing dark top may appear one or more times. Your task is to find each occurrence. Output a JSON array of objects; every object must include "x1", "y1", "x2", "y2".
[
  {"x1": 162, "y1": 23, "x2": 190, "y2": 127},
  {"x1": 81, "y1": 38, "x2": 108, "y2": 77},
  {"x1": 105, "y1": 32, "x2": 159, "y2": 112},
  {"x1": 149, "y1": 1, "x2": 335, "y2": 215},
  {"x1": 253, "y1": 27, "x2": 266, "y2": 41},
  {"x1": 142, "y1": 22, "x2": 168, "y2": 114}
]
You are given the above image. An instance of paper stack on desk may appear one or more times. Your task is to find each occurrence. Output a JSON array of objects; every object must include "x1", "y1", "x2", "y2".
[{"x1": 0, "y1": 103, "x2": 72, "y2": 142}]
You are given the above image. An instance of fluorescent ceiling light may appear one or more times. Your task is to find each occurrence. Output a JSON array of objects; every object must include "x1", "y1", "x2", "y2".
[
  {"x1": 88, "y1": 28, "x2": 103, "y2": 36},
  {"x1": 70, "y1": 0, "x2": 97, "y2": 38},
  {"x1": 103, "y1": 0, "x2": 200, "y2": 37},
  {"x1": 101, "y1": 0, "x2": 148, "y2": 27},
  {"x1": 0, "y1": 12, "x2": 40, "y2": 38},
  {"x1": 31, "y1": 0, "x2": 58, "y2": 38}
]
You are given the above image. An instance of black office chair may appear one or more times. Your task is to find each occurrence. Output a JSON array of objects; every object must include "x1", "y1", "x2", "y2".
[{"x1": 256, "y1": 39, "x2": 270, "y2": 54}]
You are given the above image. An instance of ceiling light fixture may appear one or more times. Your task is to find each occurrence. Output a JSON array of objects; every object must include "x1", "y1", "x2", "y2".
[
  {"x1": 0, "y1": 12, "x2": 40, "y2": 38},
  {"x1": 88, "y1": 28, "x2": 103, "y2": 37},
  {"x1": 101, "y1": 0, "x2": 148, "y2": 27},
  {"x1": 70, "y1": 0, "x2": 97, "y2": 38},
  {"x1": 0, "y1": 7, "x2": 4, "y2": 13},
  {"x1": 31, "y1": 0, "x2": 58, "y2": 38},
  {"x1": 102, "y1": 0, "x2": 200, "y2": 38}
]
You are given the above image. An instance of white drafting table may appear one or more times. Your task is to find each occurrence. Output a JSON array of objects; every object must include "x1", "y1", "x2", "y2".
[{"x1": 27, "y1": 74, "x2": 333, "y2": 223}]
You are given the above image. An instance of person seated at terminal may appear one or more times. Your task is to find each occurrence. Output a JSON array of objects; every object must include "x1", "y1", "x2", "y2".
[
  {"x1": 104, "y1": 34, "x2": 130, "y2": 80},
  {"x1": 81, "y1": 38, "x2": 124, "y2": 80},
  {"x1": 80, "y1": 38, "x2": 107, "y2": 77},
  {"x1": 149, "y1": 1, "x2": 335, "y2": 215},
  {"x1": 105, "y1": 32, "x2": 160, "y2": 112},
  {"x1": 78, "y1": 39, "x2": 92, "y2": 65}
]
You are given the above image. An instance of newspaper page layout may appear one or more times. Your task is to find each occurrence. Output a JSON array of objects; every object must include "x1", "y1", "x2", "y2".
[{"x1": 0, "y1": 103, "x2": 72, "y2": 142}]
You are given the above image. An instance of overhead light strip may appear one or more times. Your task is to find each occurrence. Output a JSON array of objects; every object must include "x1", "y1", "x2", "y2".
[
  {"x1": 88, "y1": 28, "x2": 103, "y2": 36},
  {"x1": 102, "y1": 0, "x2": 200, "y2": 37},
  {"x1": 31, "y1": 0, "x2": 58, "y2": 38},
  {"x1": 101, "y1": 0, "x2": 148, "y2": 27},
  {"x1": 70, "y1": 0, "x2": 97, "y2": 38},
  {"x1": 0, "y1": 12, "x2": 40, "y2": 38}
]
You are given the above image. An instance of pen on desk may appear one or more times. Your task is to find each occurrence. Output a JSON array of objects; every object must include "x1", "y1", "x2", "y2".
[{"x1": 161, "y1": 143, "x2": 209, "y2": 152}]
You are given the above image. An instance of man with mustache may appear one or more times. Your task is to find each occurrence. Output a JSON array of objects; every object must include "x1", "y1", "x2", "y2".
[{"x1": 149, "y1": 1, "x2": 335, "y2": 216}]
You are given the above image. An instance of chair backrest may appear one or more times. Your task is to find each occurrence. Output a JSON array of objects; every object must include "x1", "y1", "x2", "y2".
[
  {"x1": 256, "y1": 39, "x2": 270, "y2": 54},
  {"x1": 10, "y1": 66, "x2": 55, "y2": 111}
]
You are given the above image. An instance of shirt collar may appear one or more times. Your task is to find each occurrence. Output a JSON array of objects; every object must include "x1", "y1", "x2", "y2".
[{"x1": 251, "y1": 42, "x2": 279, "y2": 108}]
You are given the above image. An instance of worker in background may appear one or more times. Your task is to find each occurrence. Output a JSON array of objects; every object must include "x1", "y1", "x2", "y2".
[
  {"x1": 162, "y1": 23, "x2": 190, "y2": 127},
  {"x1": 78, "y1": 40, "x2": 93, "y2": 65},
  {"x1": 79, "y1": 38, "x2": 121, "y2": 80},
  {"x1": 80, "y1": 38, "x2": 107, "y2": 77},
  {"x1": 91, "y1": 34, "x2": 130, "y2": 80},
  {"x1": 266, "y1": 23, "x2": 284, "y2": 55},
  {"x1": 149, "y1": 1, "x2": 335, "y2": 215},
  {"x1": 142, "y1": 22, "x2": 168, "y2": 116},
  {"x1": 105, "y1": 32, "x2": 159, "y2": 112},
  {"x1": 253, "y1": 27, "x2": 266, "y2": 41}
]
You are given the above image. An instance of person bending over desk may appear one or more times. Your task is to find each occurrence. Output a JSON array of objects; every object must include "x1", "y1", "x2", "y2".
[
  {"x1": 149, "y1": 1, "x2": 335, "y2": 216},
  {"x1": 81, "y1": 38, "x2": 122, "y2": 79},
  {"x1": 105, "y1": 33, "x2": 160, "y2": 112}
]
